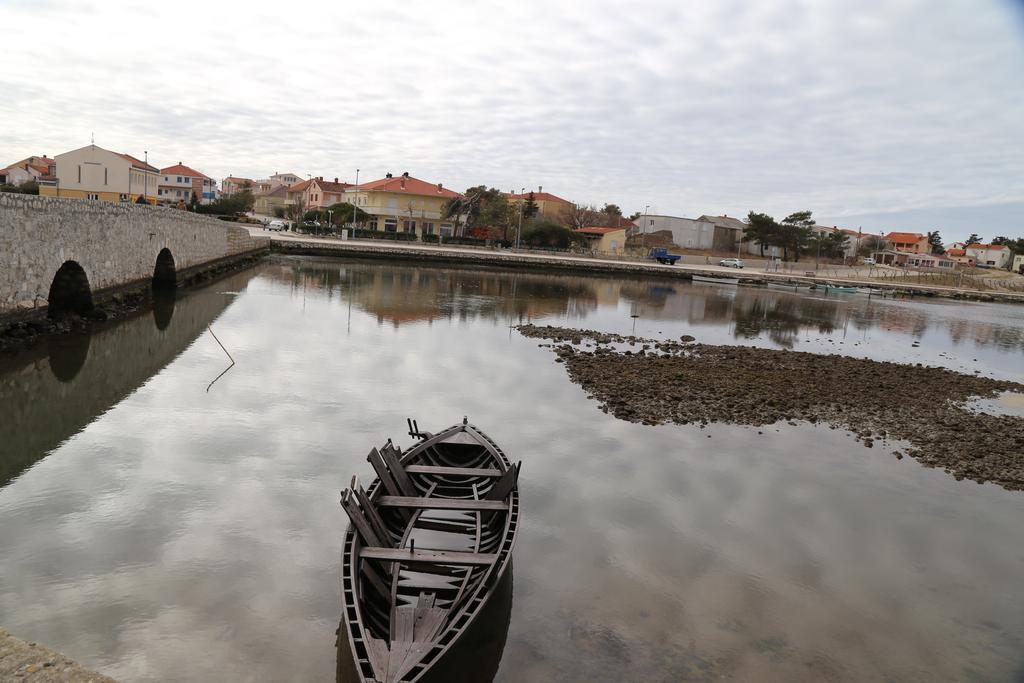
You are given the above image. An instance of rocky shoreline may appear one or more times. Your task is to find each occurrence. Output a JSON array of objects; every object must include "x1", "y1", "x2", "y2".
[
  {"x1": 518, "y1": 324, "x2": 1024, "y2": 490},
  {"x1": 0, "y1": 629, "x2": 114, "y2": 682}
]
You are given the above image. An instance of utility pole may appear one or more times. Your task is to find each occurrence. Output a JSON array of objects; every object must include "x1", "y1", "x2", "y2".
[
  {"x1": 642, "y1": 204, "x2": 650, "y2": 251},
  {"x1": 144, "y1": 150, "x2": 149, "y2": 202},
  {"x1": 516, "y1": 186, "x2": 525, "y2": 250}
]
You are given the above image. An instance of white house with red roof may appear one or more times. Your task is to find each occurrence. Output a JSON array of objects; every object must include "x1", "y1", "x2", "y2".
[
  {"x1": 158, "y1": 162, "x2": 217, "y2": 205},
  {"x1": 343, "y1": 171, "x2": 460, "y2": 236},
  {"x1": 39, "y1": 144, "x2": 159, "y2": 204},
  {"x1": 965, "y1": 243, "x2": 1012, "y2": 269},
  {"x1": 883, "y1": 231, "x2": 930, "y2": 253},
  {"x1": 287, "y1": 176, "x2": 353, "y2": 210}
]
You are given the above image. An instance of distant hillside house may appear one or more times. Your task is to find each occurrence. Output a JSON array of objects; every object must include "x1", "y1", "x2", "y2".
[
  {"x1": 965, "y1": 243, "x2": 1012, "y2": 269},
  {"x1": 270, "y1": 172, "x2": 302, "y2": 187},
  {"x1": 1, "y1": 155, "x2": 54, "y2": 186},
  {"x1": 575, "y1": 226, "x2": 627, "y2": 254},
  {"x1": 343, "y1": 172, "x2": 460, "y2": 237},
  {"x1": 884, "y1": 232, "x2": 930, "y2": 254},
  {"x1": 158, "y1": 162, "x2": 217, "y2": 205},
  {"x1": 38, "y1": 144, "x2": 158, "y2": 204}
]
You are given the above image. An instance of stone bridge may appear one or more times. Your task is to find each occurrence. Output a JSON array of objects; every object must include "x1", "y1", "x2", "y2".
[{"x1": 0, "y1": 194, "x2": 269, "y2": 321}]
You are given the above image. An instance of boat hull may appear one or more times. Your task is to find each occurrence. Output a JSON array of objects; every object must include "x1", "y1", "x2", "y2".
[{"x1": 340, "y1": 421, "x2": 520, "y2": 683}]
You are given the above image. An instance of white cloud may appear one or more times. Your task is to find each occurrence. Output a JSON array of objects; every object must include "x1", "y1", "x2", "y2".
[{"x1": 2, "y1": 0, "x2": 1023, "y2": 239}]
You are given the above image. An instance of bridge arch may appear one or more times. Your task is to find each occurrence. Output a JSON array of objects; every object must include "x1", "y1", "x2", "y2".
[
  {"x1": 47, "y1": 261, "x2": 94, "y2": 319},
  {"x1": 153, "y1": 248, "x2": 177, "y2": 290}
]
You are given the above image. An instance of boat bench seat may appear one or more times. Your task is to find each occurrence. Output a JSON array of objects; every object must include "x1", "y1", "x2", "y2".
[
  {"x1": 360, "y1": 547, "x2": 498, "y2": 566},
  {"x1": 377, "y1": 496, "x2": 509, "y2": 511},
  {"x1": 404, "y1": 465, "x2": 502, "y2": 478}
]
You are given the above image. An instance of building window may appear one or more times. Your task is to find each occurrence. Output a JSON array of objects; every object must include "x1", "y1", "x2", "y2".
[
  {"x1": 104, "y1": 168, "x2": 108, "y2": 185},
  {"x1": 403, "y1": 220, "x2": 416, "y2": 233},
  {"x1": 388, "y1": 198, "x2": 398, "y2": 209},
  {"x1": 87, "y1": 193, "x2": 99, "y2": 200},
  {"x1": 119, "y1": 194, "x2": 128, "y2": 202},
  {"x1": 423, "y1": 222, "x2": 435, "y2": 235},
  {"x1": 440, "y1": 224, "x2": 453, "y2": 237},
  {"x1": 78, "y1": 165, "x2": 82, "y2": 182},
  {"x1": 383, "y1": 218, "x2": 398, "y2": 232}
]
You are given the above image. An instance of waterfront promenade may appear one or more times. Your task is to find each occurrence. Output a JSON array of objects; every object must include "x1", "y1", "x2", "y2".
[{"x1": 249, "y1": 228, "x2": 1024, "y2": 303}]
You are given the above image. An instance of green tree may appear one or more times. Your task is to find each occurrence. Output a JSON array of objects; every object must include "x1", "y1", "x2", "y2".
[
  {"x1": 522, "y1": 192, "x2": 539, "y2": 220},
  {"x1": 325, "y1": 202, "x2": 369, "y2": 225},
  {"x1": 966, "y1": 233, "x2": 982, "y2": 245},
  {"x1": 743, "y1": 211, "x2": 779, "y2": 257},
  {"x1": 189, "y1": 192, "x2": 199, "y2": 212},
  {"x1": 779, "y1": 211, "x2": 815, "y2": 262},
  {"x1": 522, "y1": 220, "x2": 583, "y2": 249},
  {"x1": 927, "y1": 230, "x2": 945, "y2": 254}
]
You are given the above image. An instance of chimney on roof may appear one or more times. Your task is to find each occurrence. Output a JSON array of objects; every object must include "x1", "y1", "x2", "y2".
[
  {"x1": 437, "y1": 183, "x2": 443, "y2": 191},
  {"x1": 178, "y1": 161, "x2": 182, "y2": 165},
  {"x1": 402, "y1": 171, "x2": 409, "y2": 178},
  {"x1": 538, "y1": 185, "x2": 542, "y2": 193},
  {"x1": 400, "y1": 176, "x2": 406, "y2": 190},
  {"x1": 317, "y1": 176, "x2": 323, "y2": 181},
  {"x1": 386, "y1": 172, "x2": 392, "y2": 178},
  {"x1": 334, "y1": 177, "x2": 338, "y2": 183}
]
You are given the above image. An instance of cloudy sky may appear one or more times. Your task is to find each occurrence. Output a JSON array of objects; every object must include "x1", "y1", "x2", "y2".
[{"x1": 3, "y1": 0, "x2": 1023, "y2": 240}]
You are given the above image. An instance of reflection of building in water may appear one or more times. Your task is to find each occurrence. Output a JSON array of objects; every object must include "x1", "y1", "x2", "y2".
[
  {"x1": 263, "y1": 259, "x2": 603, "y2": 327},
  {"x1": 0, "y1": 268, "x2": 257, "y2": 488},
  {"x1": 264, "y1": 258, "x2": 1024, "y2": 352}
]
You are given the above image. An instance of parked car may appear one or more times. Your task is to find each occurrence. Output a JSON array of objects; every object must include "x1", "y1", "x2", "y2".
[
  {"x1": 863, "y1": 257, "x2": 876, "y2": 265},
  {"x1": 647, "y1": 247, "x2": 680, "y2": 265},
  {"x1": 267, "y1": 220, "x2": 287, "y2": 231},
  {"x1": 719, "y1": 258, "x2": 744, "y2": 268}
]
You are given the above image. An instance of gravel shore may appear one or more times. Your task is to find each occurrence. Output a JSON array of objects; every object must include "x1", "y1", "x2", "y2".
[
  {"x1": 518, "y1": 324, "x2": 1024, "y2": 490},
  {"x1": 0, "y1": 629, "x2": 114, "y2": 682}
]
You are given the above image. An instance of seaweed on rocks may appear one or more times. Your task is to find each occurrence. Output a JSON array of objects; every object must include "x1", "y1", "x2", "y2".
[{"x1": 517, "y1": 324, "x2": 1024, "y2": 491}]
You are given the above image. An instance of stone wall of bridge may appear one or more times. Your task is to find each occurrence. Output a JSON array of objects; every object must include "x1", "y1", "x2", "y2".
[{"x1": 0, "y1": 193, "x2": 268, "y2": 318}]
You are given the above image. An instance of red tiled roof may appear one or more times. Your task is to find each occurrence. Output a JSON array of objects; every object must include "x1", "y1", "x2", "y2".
[
  {"x1": 884, "y1": 231, "x2": 926, "y2": 242},
  {"x1": 314, "y1": 178, "x2": 352, "y2": 193},
  {"x1": 946, "y1": 248, "x2": 966, "y2": 256},
  {"x1": 287, "y1": 179, "x2": 314, "y2": 193},
  {"x1": 160, "y1": 163, "x2": 210, "y2": 180},
  {"x1": 224, "y1": 176, "x2": 254, "y2": 184},
  {"x1": 118, "y1": 153, "x2": 157, "y2": 172},
  {"x1": 508, "y1": 191, "x2": 572, "y2": 204},
  {"x1": 967, "y1": 243, "x2": 1009, "y2": 250},
  {"x1": 576, "y1": 226, "x2": 626, "y2": 235},
  {"x1": 356, "y1": 174, "x2": 459, "y2": 198}
]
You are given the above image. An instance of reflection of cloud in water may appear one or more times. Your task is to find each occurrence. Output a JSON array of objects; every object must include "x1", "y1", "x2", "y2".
[{"x1": 2, "y1": 258, "x2": 1024, "y2": 681}]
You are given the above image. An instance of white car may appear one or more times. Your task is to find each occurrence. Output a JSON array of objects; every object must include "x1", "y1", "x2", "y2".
[
  {"x1": 719, "y1": 258, "x2": 744, "y2": 268},
  {"x1": 267, "y1": 220, "x2": 287, "y2": 231},
  {"x1": 863, "y1": 257, "x2": 876, "y2": 265}
]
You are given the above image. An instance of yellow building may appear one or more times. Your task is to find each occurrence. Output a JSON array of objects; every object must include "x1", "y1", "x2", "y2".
[
  {"x1": 39, "y1": 144, "x2": 159, "y2": 204},
  {"x1": 343, "y1": 172, "x2": 460, "y2": 237},
  {"x1": 506, "y1": 188, "x2": 575, "y2": 223},
  {"x1": 575, "y1": 226, "x2": 627, "y2": 254}
]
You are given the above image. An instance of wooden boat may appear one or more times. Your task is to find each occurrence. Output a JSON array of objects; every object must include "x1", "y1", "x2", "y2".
[
  {"x1": 818, "y1": 283, "x2": 859, "y2": 294},
  {"x1": 692, "y1": 274, "x2": 739, "y2": 286},
  {"x1": 339, "y1": 418, "x2": 521, "y2": 683}
]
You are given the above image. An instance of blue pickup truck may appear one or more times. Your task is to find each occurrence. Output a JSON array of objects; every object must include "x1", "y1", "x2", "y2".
[{"x1": 648, "y1": 248, "x2": 681, "y2": 265}]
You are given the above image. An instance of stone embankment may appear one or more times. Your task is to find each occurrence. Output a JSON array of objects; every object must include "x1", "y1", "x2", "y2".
[
  {"x1": 268, "y1": 235, "x2": 1024, "y2": 304},
  {"x1": 518, "y1": 324, "x2": 1024, "y2": 490},
  {"x1": 0, "y1": 629, "x2": 115, "y2": 682}
]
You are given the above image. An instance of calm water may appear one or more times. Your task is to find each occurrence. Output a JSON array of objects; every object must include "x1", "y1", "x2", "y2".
[{"x1": 2, "y1": 256, "x2": 1023, "y2": 682}]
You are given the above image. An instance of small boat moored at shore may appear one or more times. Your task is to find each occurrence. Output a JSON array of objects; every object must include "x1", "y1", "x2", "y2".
[
  {"x1": 339, "y1": 418, "x2": 520, "y2": 683},
  {"x1": 814, "y1": 282, "x2": 859, "y2": 294}
]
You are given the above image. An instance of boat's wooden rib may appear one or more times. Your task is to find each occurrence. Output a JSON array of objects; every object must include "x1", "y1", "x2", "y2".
[{"x1": 339, "y1": 418, "x2": 520, "y2": 683}]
